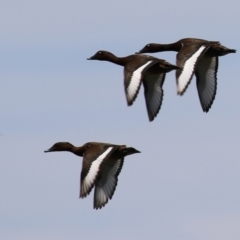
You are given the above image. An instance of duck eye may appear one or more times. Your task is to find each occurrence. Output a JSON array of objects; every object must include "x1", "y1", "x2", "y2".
[
  {"x1": 147, "y1": 44, "x2": 150, "y2": 47},
  {"x1": 98, "y1": 51, "x2": 102, "y2": 54}
]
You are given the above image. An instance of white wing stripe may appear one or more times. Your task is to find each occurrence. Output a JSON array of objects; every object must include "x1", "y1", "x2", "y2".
[
  {"x1": 82, "y1": 147, "x2": 113, "y2": 193},
  {"x1": 127, "y1": 61, "x2": 153, "y2": 101},
  {"x1": 178, "y1": 45, "x2": 207, "y2": 93}
]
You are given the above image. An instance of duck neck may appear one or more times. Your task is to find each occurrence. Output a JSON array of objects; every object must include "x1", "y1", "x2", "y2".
[
  {"x1": 71, "y1": 146, "x2": 84, "y2": 157},
  {"x1": 61, "y1": 144, "x2": 84, "y2": 157},
  {"x1": 104, "y1": 53, "x2": 126, "y2": 67},
  {"x1": 155, "y1": 42, "x2": 181, "y2": 52}
]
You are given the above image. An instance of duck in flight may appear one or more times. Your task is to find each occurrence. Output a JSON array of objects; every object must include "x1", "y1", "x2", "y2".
[
  {"x1": 137, "y1": 38, "x2": 236, "y2": 112},
  {"x1": 44, "y1": 141, "x2": 140, "y2": 209},
  {"x1": 88, "y1": 51, "x2": 180, "y2": 121}
]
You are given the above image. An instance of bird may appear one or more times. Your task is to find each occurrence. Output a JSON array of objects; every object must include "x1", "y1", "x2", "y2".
[
  {"x1": 44, "y1": 141, "x2": 140, "y2": 209},
  {"x1": 88, "y1": 50, "x2": 180, "y2": 121},
  {"x1": 137, "y1": 38, "x2": 236, "y2": 112}
]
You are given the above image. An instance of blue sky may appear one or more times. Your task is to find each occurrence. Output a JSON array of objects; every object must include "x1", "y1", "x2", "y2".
[{"x1": 1, "y1": 1, "x2": 240, "y2": 239}]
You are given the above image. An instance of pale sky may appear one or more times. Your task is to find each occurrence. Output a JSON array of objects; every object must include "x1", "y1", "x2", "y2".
[{"x1": 1, "y1": 1, "x2": 240, "y2": 239}]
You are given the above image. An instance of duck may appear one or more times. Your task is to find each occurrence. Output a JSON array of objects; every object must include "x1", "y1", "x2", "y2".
[
  {"x1": 137, "y1": 38, "x2": 236, "y2": 112},
  {"x1": 44, "y1": 141, "x2": 140, "y2": 209},
  {"x1": 88, "y1": 51, "x2": 180, "y2": 121}
]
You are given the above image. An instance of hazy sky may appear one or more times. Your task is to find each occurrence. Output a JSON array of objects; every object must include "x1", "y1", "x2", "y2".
[{"x1": 1, "y1": 1, "x2": 240, "y2": 239}]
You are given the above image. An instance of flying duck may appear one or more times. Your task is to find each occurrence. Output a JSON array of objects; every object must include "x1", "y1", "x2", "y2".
[
  {"x1": 88, "y1": 51, "x2": 179, "y2": 121},
  {"x1": 44, "y1": 141, "x2": 140, "y2": 209},
  {"x1": 137, "y1": 38, "x2": 236, "y2": 112}
]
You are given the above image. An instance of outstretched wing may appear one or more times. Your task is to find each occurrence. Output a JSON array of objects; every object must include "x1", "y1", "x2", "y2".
[
  {"x1": 196, "y1": 56, "x2": 218, "y2": 112},
  {"x1": 80, "y1": 146, "x2": 115, "y2": 198},
  {"x1": 94, "y1": 157, "x2": 124, "y2": 209},
  {"x1": 176, "y1": 43, "x2": 210, "y2": 95},
  {"x1": 124, "y1": 60, "x2": 155, "y2": 105},
  {"x1": 143, "y1": 72, "x2": 166, "y2": 121}
]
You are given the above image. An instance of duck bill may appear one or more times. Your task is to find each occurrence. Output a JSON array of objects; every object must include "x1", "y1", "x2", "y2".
[
  {"x1": 136, "y1": 49, "x2": 145, "y2": 54},
  {"x1": 44, "y1": 146, "x2": 54, "y2": 153},
  {"x1": 87, "y1": 54, "x2": 96, "y2": 60}
]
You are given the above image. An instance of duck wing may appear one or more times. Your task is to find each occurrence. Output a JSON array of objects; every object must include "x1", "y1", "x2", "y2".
[
  {"x1": 94, "y1": 156, "x2": 124, "y2": 209},
  {"x1": 124, "y1": 58, "x2": 157, "y2": 105},
  {"x1": 80, "y1": 145, "x2": 116, "y2": 198},
  {"x1": 142, "y1": 72, "x2": 166, "y2": 121},
  {"x1": 176, "y1": 43, "x2": 211, "y2": 95},
  {"x1": 195, "y1": 56, "x2": 218, "y2": 112}
]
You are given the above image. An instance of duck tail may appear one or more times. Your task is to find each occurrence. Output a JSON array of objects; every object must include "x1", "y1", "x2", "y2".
[
  {"x1": 228, "y1": 49, "x2": 236, "y2": 54},
  {"x1": 123, "y1": 147, "x2": 141, "y2": 156}
]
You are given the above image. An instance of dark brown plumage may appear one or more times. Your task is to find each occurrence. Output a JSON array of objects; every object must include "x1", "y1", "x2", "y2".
[
  {"x1": 44, "y1": 141, "x2": 140, "y2": 209},
  {"x1": 88, "y1": 50, "x2": 179, "y2": 121},
  {"x1": 138, "y1": 38, "x2": 236, "y2": 112}
]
